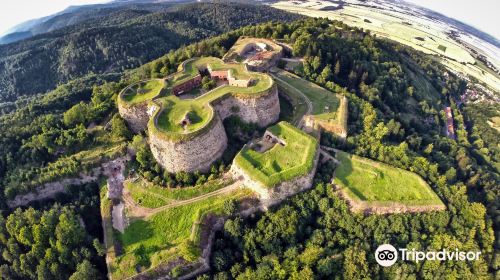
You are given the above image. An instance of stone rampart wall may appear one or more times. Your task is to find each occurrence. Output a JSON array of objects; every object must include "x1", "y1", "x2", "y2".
[
  {"x1": 149, "y1": 114, "x2": 228, "y2": 173},
  {"x1": 214, "y1": 84, "x2": 280, "y2": 126},
  {"x1": 118, "y1": 102, "x2": 149, "y2": 133},
  {"x1": 230, "y1": 147, "x2": 320, "y2": 207}
]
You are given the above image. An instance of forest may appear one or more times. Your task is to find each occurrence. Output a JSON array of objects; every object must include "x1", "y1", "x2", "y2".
[
  {"x1": 0, "y1": 2, "x2": 303, "y2": 103},
  {"x1": 0, "y1": 6, "x2": 498, "y2": 279}
]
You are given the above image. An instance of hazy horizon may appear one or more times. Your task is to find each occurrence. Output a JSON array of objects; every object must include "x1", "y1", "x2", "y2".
[
  {"x1": 406, "y1": 0, "x2": 499, "y2": 41},
  {"x1": 0, "y1": 0, "x2": 499, "y2": 41},
  {"x1": 0, "y1": 0, "x2": 109, "y2": 35}
]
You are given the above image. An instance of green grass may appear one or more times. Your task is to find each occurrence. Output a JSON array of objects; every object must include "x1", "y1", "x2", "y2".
[
  {"x1": 113, "y1": 189, "x2": 250, "y2": 279},
  {"x1": 335, "y1": 151, "x2": 443, "y2": 206},
  {"x1": 273, "y1": 69, "x2": 340, "y2": 116},
  {"x1": 145, "y1": 57, "x2": 275, "y2": 141},
  {"x1": 277, "y1": 84, "x2": 309, "y2": 125},
  {"x1": 119, "y1": 56, "x2": 277, "y2": 142},
  {"x1": 273, "y1": 69, "x2": 347, "y2": 134},
  {"x1": 121, "y1": 79, "x2": 164, "y2": 105},
  {"x1": 234, "y1": 121, "x2": 318, "y2": 187},
  {"x1": 125, "y1": 178, "x2": 231, "y2": 208}
]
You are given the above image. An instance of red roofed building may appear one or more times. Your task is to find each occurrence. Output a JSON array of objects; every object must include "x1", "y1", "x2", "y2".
[
  {"x1": 210, "y1": 70, "x2": 229, "y2": 81},
  {"x1": 172, "y1": 74, "x2": 202, "y2": 95}
]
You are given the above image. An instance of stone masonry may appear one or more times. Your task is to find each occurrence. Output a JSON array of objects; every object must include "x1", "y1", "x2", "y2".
[
  {"x1": 149, "y1": 114, "x2": 228, "y2": 173},
  {"x1": 118, "y1": 102, "x2": 150, "y2": 133},
  {"x1": 230, "y1": 145, "x2": 320, "y2": 207}
]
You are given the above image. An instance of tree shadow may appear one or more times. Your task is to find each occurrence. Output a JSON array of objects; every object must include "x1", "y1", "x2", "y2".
[{"x1": 337, "y1": 153, "x2": 367, "y2": 201}]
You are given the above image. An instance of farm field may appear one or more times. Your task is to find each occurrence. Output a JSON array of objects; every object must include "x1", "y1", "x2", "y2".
[
  {"x1": 335, "y1": 151, "x2": 443, "y2": 207},
  {"x1": 269, "y1": 0, "x2": 500, "y2": 92},
  {"x1": 110, "y1": 188, "x2": 251, "y2": 279},
  {"x1": 124, "y1": 177, "x2": 231, "y2": 208},
  {"x1": 234, "y1": 121, "x2": 318, "y2": 187}
]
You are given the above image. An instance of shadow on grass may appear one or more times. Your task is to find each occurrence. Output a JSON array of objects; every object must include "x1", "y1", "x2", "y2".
[
  {"x1": 337, "y1": 153, "x2": 367, "y2": 201},
  {"x1": 119, "y1": 219, "x2": 155, "y2": 249}
]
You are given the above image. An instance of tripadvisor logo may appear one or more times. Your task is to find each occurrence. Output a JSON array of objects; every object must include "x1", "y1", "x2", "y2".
[
  {"x1": 374, "y1": 244, "x2": 482, "y2": 267},
  {"x1": 375, "y1": 244, "x2": 398, "y2": 267}
]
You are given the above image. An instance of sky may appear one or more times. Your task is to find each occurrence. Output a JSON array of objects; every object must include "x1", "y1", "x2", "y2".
[
  {"x1": 406, "y1": 0, "x2": 500, "y2": 40},
  {"x1": 0, "y1": 0, "x2": 499, "y2": 40},
  {"x1": 0, "y1": 0, "x2": 109, "y2": 35}
]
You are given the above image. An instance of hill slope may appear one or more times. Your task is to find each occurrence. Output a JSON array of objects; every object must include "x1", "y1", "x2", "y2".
[{"x1": 0, "y1": 2, "x2": 302, "y2": 102}]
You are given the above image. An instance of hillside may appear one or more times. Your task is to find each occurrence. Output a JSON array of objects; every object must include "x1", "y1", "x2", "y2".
[
  {"x1": 0, "y1": 1, "x2": 498, "y2": 278},
  {"x1": 0, "y1": 2, "x2": 302, "y2": 102}
]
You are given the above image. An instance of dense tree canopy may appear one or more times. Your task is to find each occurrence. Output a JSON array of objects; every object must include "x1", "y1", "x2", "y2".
[{"x1": 0, "y1": 2, "x2": 302, "y2": 102}]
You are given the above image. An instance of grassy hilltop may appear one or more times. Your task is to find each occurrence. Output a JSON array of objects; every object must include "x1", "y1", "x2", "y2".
[
  {"x1": 120, "y1": 57, "x2": 274, "y2": 140},
  {"x1": 335, "y1": 151, "x2": 444, "y2": 207},
  {"x1": 234, "y1": 121, "x2": 318, "y2": 188}
]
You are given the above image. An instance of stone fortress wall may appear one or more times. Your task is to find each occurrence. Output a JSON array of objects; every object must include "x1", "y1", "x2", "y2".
[
  {"x1": 118, "y1": 79, "x2": 280, "y2": 173},
  {"x1": 149, "y1": 113, "x2": 228, "y2": 173},
  {"x1": 118, "y1": 37, "x2": 283, "y2": 173},
  {"x1": 213, "y1": 85, "x2": 280, "y2": 124},
  {"x1": 118, "y1": 101, "x2": 150, "y2": 133},
  {"x1": 149, "y1": 85, "x2": 280, "y2": 172},
  {"x1": 230, "y1": 145, "x2": 320, "y2": 207}
]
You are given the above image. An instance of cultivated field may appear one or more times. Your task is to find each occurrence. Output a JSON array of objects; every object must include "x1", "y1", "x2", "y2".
[
  {"x1": 335, "y1": 151, "x2": 443, "y2": 207},
  {"x1": 270, "y1": 0, "x2": 500, "y2": 92}
]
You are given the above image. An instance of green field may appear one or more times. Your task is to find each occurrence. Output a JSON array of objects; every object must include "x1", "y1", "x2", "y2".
[
  {"x1": 121, "y1": 79, "x2": 164, "y2": 105},
  {"x1": 335, "y1": 151, "x2": 443, "y2": 206},
  {"x1": 277, "y1": 84, "x2": 308, "y2": 125},
  {"x1": 234, "y1": 121, "x2": 318, "y2": 187},
  {"x1": 112, "y1": 189, "x2": 250, "y2": 279},
  {"x1": 273, "y1": 69, "x2": 340, "y2": 115},
  {"x1": 125, "y1": 177, "x2": 231, "y2": 208}
]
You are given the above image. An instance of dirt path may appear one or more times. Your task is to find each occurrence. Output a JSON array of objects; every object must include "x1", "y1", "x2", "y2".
[
  {"x1": 270, "y1": 72, "x2": 313, "y2": 127},
  {"x1": 124, "y1": 179, "x2": 242, "y2": 220}
]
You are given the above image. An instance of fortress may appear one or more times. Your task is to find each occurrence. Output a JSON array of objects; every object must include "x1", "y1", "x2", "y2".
[
  {"x1": 111, "y1": 38, "x2": 331, "y2": 279},
  {"x1": 223, "y1": 37, "x2": 284, "y2": 71},
  {"x1": 230, "y1": 121, "x2": 320, "y2": 206},
  {"x1": 118, "y1": 55, "x2": 281, "y2": 173}
]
